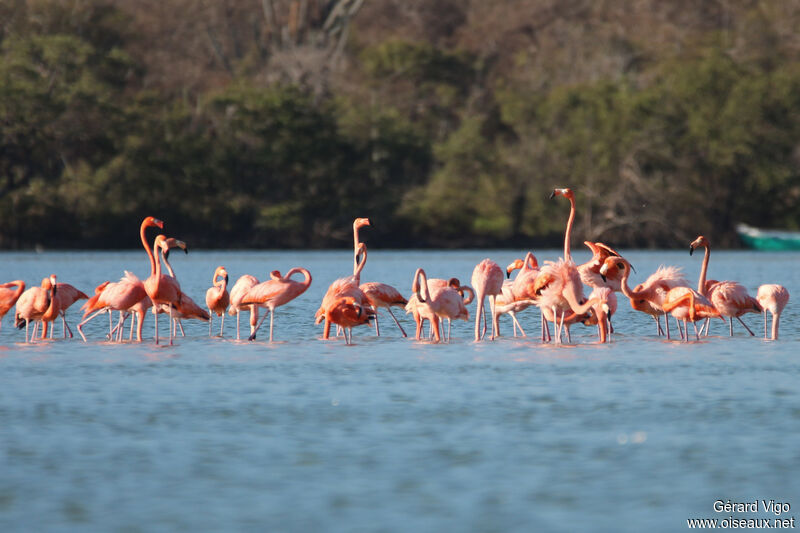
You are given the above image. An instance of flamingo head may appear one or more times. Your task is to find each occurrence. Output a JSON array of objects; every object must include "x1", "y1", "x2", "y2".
[
  {"x1": 269, "y1": 270, "x2": 281, "y2": 281},
  {"x1": 506, "y1": 259, "x2": 524, "y2": 278},
  {"x1": 142, "y1": 216, "x2": 164, "y2": 230},
  {"x1": 599, "y1": 256, "x2": 633, "y2": 282},
  {"x1": 689, "y1": 235, "x2": 708, "y2": 256},
  {"x1": 549, "y1": 188, "x2": 574, "y2": 200},
  {"x1": 353, "y1": 218, "x2": 371, "y2": 231},
  {"x1": 447, "y1": 277, "x2": 461, "y2": 290}
]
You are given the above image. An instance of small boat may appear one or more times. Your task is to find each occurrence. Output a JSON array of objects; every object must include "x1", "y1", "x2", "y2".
[{"x1": 737, "y1": 223, "x2": 800, "y2": 251}]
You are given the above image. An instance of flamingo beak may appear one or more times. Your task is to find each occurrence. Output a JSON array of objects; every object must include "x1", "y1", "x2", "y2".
[
  {"x1": 154, "y1": 219, "x2": 164, "y2": 229},
  {"x1": 549, "y1": 190, "x2": 557, "y2": 199}
]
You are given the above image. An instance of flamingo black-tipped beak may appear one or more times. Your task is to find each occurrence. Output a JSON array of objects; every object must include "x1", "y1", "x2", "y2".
[
  {"x1": 154, "y1": 219, "x2": 164, "y2": 229},
  {"x1": 164, "y1": 250, "x2": 170, "y2": 261},
  {"x1": 689, "y1": 246, "x2": 694, "y2": 256},
  {"x1": 549, "y1": 190, "x2": 557, "y2": 199},
  {"x1": 600, "y1": 273, "x2": 607, "y2": 283},
  {"x1": 224, "y1": 275, "x2": 229, "y2": 284},
  {"x1": 248, "y1": 332, "x2": 256, "y2": 341}
]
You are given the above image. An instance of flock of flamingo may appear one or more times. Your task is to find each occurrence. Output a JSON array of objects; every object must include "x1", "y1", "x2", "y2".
[{"x1": 0, "y1": 188, "x2": 791, "y2": 346}]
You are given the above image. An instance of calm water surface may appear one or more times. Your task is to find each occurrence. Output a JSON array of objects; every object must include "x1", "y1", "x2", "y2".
[{"x1": 1, "y1": 249, "x2": 799, "y2": 532}]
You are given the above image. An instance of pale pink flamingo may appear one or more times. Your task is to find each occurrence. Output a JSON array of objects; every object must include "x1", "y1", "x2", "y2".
[
  {"x1": 600, "y1": 256, "x2": 689, "y2": 339},
  {"x1": 140, "y1": 217, "x2": 182, "y2": 345},
  {"x1": 756, "y1": 284, "x2": 789, "y2": 340},
  {"x1": 360, "y1": 282, "x2": 408, "y2": 337},
  {"x1": 690, "y1": 235, "x2": 759, "y2": 336},
  {"x1": 410, "y1": 269, "x2": 473, "y2": 343},
  {"x1": 228, "y1": 274, "x2": 260, "y2": 340},
  {"x1": 49, "y1": 282, "x2": 88, "y2": 339},
  {"x1": 206, "y1": 266, "x2": 230, "y2": 336},
  {"x1": 78, "y1": 272, "x2": 148, "y2": 342},
  {"x1": 584, "y1": 286, "x2": 615, "y2": 343},
  {"x1": 241, "y1": 267, "x2": 312, "y2": 342},
  {"x1": 535, "y1": 259, "x2": 605, "y2": 343},
  {"x1": 154, "y1": 235, "x2": 209, "y2": 337},
  {"x1": 578, "y1": 241, "x2": 624, "y2": 291},
  {"x1": 323, "y1": 296, "x2": 375, "y2": 345},
  {"x1": 315, "y1": 242, "x2": 372, "y2": 341},
  {"x1": 0, "y1": 280, "x2": 25, "y2": 332},
  {"x1": 405, "y1": 277, "x2": 473, "y2": 341},
  {"x1": 472, "y1": 259, "x2": 504, "y2": 341},
  {"x1": 14, "y1": 275, "x2": 58, "y2": 343}
]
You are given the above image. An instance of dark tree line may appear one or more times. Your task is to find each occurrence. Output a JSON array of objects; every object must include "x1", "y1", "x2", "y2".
[{"x1": 2, "y1": 0, "x2": 800, "y2": 249}]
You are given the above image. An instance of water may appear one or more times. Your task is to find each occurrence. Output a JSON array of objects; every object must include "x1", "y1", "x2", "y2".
[{"x1": 1, "y1": 249, "x2": 799, "y2": 532}]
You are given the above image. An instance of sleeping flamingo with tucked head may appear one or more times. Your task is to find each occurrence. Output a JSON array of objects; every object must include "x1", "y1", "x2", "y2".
[
  {"x1": 228, "y1": 274, "x2": 260, "y2": 340},
  {"x1": 472, "y1": 259, "x2": 504, "y2": 341}
]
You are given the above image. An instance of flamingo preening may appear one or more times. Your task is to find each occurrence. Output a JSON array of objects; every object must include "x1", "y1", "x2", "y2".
[{"x1": 242, "y1": 267, "x2": 312, "y2": 342}]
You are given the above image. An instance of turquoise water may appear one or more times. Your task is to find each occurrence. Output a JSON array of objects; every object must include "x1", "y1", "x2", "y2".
[{"x1": 1, "y1": 249, "x2": 798, "y2": 532}]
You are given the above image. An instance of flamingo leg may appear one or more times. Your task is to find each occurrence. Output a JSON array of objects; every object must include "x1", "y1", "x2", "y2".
[
  {"x1": 153, "y1": 304, "x2": 159, "y2": 344},
  {"x1": 481, "y1": 303, "x2": 487, "y2": 340},
  {"x1": 250, "y1": 307, "x2": 270, "y2": 341},
  {"x1": 269, "y1": 309, "x2": 274, "y2": 342},
  {"x1": 373, "y1": 313, "x2": 380, "y2": 336},
  {"x1": 490, "y1": 295, "x2": 499, "y2": 340},
  {"x1": 219, "y1": 313, "x2": 225, "y2": 337},
  {"x1": 763, "y1": 309, "x2": 768, "y2": 339},
  {"x1": 736, "y1": 316, "x2": 755, "y2": 336},
  {"x1": 236, "y1": 311, "x2": 241, "y2": 340},
  {"x1": 693, "y1": 320, "x2": 700, "y2": 340},
  {"x1": 77, "y1": 308, "x2": 110, "y2": 342},
  {"x1": 208, "y1": 311, "x2": 213, "y2": 336},
  {"x1": 168, "y1": 305, "x2": 174, "y2": 346},
  {"x1": 447, "y1": 319, "x2": 452, "y2": 342},
  {"x1": 386, "y1": 308, "x2": 407, "y2": 338},
  {"x1": 510, "y1": 312, "x2": 526, "y2": 337}
]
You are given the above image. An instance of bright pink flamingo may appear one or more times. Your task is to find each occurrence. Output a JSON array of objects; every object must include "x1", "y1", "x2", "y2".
[
  {"x1": 78, "y1": 272, "x2": 148, "y2": 342},
  {"x1": 690, "y1": 235, "x2": 759, "y2": 336},
  {"x1": 154, "y1": 235, "x2": 209, "y2": 337},
  {"x1": 206, "y1": 266, "x2": 230, "y2": 337},
  {"x1": 535, "y1": 259, "x2": 605, "y2": 343},
  {"x1": 0, "y1": 280, "x2": 25, "y2": 332},
  {"x1": 600, "y1": 256, "x2": 689, "y2": 339},
  {"x1": 662, "y1": 286, "x2": 721, "y2": 341},
  {"x1": 241, "y1": 267, "x2": 312, "y2": 342},
  {"x1": 324, "y1": 296, "x2": 375, "y2": 345},
  {"x1": 578, "y1": 241, "x2": 624, "y2": 291},
  {"x1": 756, "y1": 284, "x2": 789, "y2": 340},
  {"x1": 48, "y1": 282, "x2": 88, "y2": 339},
  {"x1": 228, "y1": 274, "x2": 260, "y2": 340},
  {"x1": 472, "y1": 259, "x2": 504, "y2": 341},
  {"x1": 584, "y1": 286, "x2": 615, "y2": 343},
  {"x1": 315, "y1": 242, "x2": 372, "y2": 341},
  {"x1": 405, "y1": 277, "x2": 473, "y2": 341},
  {"x1": 140, "y1": 218, "x2": 182, "y2": 345},
  {"x1": 14, "y1": 275, "x2": 58, "y2": 343}
]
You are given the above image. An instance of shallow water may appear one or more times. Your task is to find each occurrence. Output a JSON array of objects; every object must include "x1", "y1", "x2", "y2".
[{"x1": 1, "y1": 249, "x2": 798, "y2": 532}]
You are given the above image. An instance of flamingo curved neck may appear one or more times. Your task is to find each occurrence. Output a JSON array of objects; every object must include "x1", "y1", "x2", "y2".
[
  {"x1": 284, "y1": 267, "x2": 312, "y2": 286},
  {"x1": 353, "y1": 246, "x2": 367, "y2": 283},
  {"x1": 414, "y1": 269, "x2": 431, "y2": 303},
  {"x1": 141, "y1": 221, "x2": 157, "y2": 276}
]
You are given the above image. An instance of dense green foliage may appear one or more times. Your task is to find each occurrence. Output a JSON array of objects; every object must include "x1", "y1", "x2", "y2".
[{"x1": 2, "y1": 1, "x2": 799, "y2": 249}]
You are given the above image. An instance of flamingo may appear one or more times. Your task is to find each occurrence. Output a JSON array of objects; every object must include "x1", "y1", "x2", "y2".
[
  {"x1": 535, "y1": 259, "x2": 605, "y2": 343},
  {"x1": 139, "y1": 217, "x2": 182, "y2": 345},
  {"x1": 584, "y1": 286, "x2": 616, "y2": 343},
  {"x1": 405, "y1": 277, "x2": 473, "y2": 341},
  {"x1": 323, "y1": 296, "x2": 375, "y2": 345},
  {"x1": 0, "y1": 280, "x2": 25, "y2": 332},
  {"x1": 78, "y1": 272, "x2": 148, "y2": 342},
  {"x1": 14, "y1": 275, "x2": 58, "y2": 343},
  {"x1": 472, "y1": 259, "x2": 504, "y2": 341},
  {"x1": 240, "y1": 267, "x2": 312, "y2": 342},
  {"x1": 48, "y1": 282, "x2": 88, "y2": 339},
  {"x1": 600, "y1": 257, "x2": 689, "y2": 339},
  {"x1": 410, "y1": 269, "x2": 472, "y2": 343},
  {"x1": 661, "y1": 286, "x2": 722, "y2": 341},
  {"x1": 756, "y1": 284, "x2": 789, "y2": 340},
  {"x1": 690, "y1": 235, "x2": 759, "y2": 336},
  {"x1": 228, "y1": 274, "x2": 261, "y2": 340},
  {"x1": 315, "y1": 242, "x2": 372, "y2": 341},
  {"x1": 499, "y1": 252, "x2": 542, "y2": 337},
  {"x1": 360, "y1": 282, "x2": 408, "y2": 337},
  {"x1": 154, "y1": 235, "x2": 209, "y2": 337},
  {"x1": 206, "y1": 266, "x2": 230, "y2": 336},
  {"x1": 578, "y1": 241, "x2": 624, "y2": 291}
]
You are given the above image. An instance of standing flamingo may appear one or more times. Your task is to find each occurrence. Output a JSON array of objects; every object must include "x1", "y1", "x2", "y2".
[
  {"x1": 661, "y1": 286, "x2": 721, "y2": 341},
  {"x1": 323, "y1": 296, "x2": 375, "y2": 345},
  {"x1": 49, "y1": 282, "x2": 88, "y2": 339},
  {"x1": 756, "y1": 284, "x2": 789, "y2": 340},
  {"x1": 690, "y1": 235, "x2": 759, "y2": 336},
  {"x1": 78, "y1": 272, "x2": 148, "y2": 342},
  {"x1": 535, "y1": 259, "x2": 605, "y2": 343},
  {"x1": 472, "y1": 259, "x2": 504, "y2": 341},
  {"x1": 405, "y1": 277, "x2": 473, "y2": 341},
  {"x1": 0, "y1": 280, "x2": 25, "y2": 332},
  {"x1": 578, "y1": 241, "x2": 624, "y2": 291},
  {"x1": 228, "y1": 274, "x2": 261, "y2": 340},
  {"x1": 139, "y1": 217, "x2": 182, "y2": 345},
  {"x1": 315, "y1": 243, "x2": 372, "y2": 341},
  {"x1": 154, "y1": 235, "x2": 209, "y2": 337},
  {"x1": 241, "y1": 267, "x2": 312, "y2": 342},
  {"x1": 206, "y1": 266, "x2": 230, "y2": 336},
  {"x1": 14, "y1": 275, "x2": 58, "y2": 343}
]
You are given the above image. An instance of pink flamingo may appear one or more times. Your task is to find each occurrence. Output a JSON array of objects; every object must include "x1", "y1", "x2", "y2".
[
  {"x1": 662, "y1": 286, "x2": 721, "y2": 341},
  {"x1": 315, "y1": 242, "x2": 372, "y2": 341},
  {"x1": 206, "y1": 266, "x2": 230, "y2": 336},
  {"x1": 600, "y1": 256, "x2": 689, "y2": 339},
  {"x1": 0, "y1": 280, "x2": 25, "y2": 332},
  {"x1": 14, "y1": 275, "x2": 59, "y2": 343},
  {"x1": 49, "y1": 282, "x2": 88, "y2": 339},
  {"x1": 690, "y1": 235, "x2": 759, "y2": 336},
  {"x1": 756, "y1": 284, "x2": 789, "y2": 340},
  {"x1": 323, "y1": 296, "x2": 375, "y2": 345},
  {"x1": 140, "y1": 218, "x2": 182, "y2": 345},
  {"x1": 360, "y1": 282, "x2": 408, "y2": 337},
  {"x1": 578, "y1": 241, "x2": 624, "y2": 291},
  {"x1": 535, "y1": 259, "x2": 605, "y2": 343},
  {"x1": 405, "y1": 277, "x2": 473, "y2": 341},
  {"x1": 472, "y1": 259, "x2": 504, "y2": 341},
  {"x1": 497, "y1": 253, "x2": 542, "y2": 337},
  {"x1": 241, "y1": 267, "x2": 312, "y2": 342},
  {"x1": 228, "y1": 274, "x2": 261, "y2": 340},
  {"x1": 154, "y1": 235, "x2": 209, "y2": 337},
  {"x1": 78, "y1": 272, "x2": 148, "y2": 342}
]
